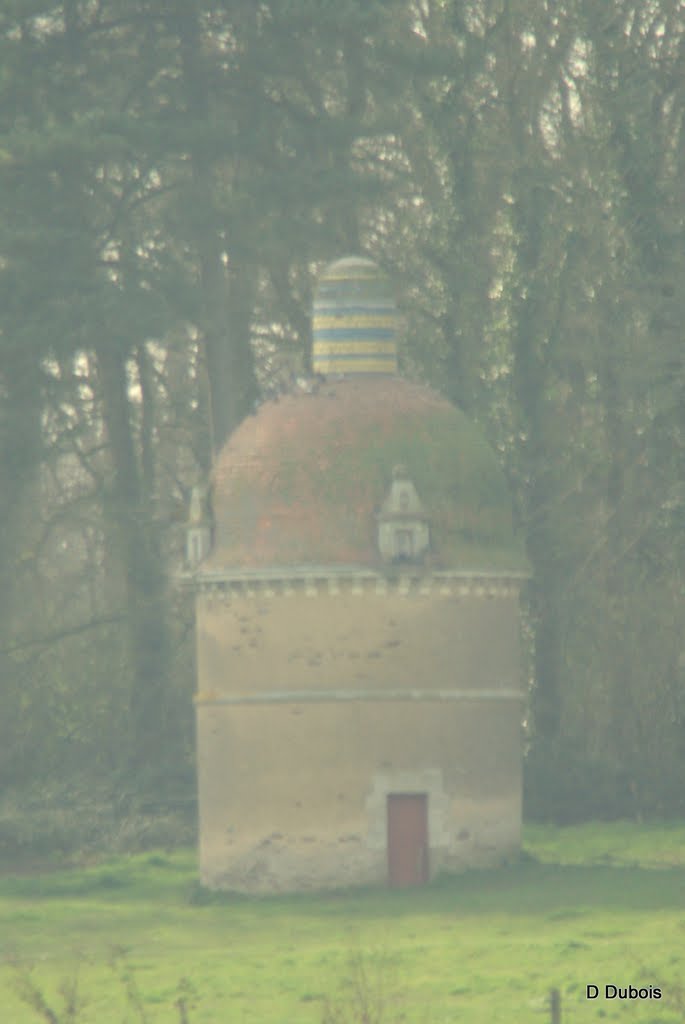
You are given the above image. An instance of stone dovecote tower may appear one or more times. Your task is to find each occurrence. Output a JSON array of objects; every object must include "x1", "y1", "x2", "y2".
[{"x1": 191, "y1": 257, "x2": 528, "y2": 892}]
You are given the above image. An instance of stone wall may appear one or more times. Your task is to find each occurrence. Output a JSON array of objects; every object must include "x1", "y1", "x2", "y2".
[{"x1": 195, "y1": 573, "x2": 523, "y2": 892}]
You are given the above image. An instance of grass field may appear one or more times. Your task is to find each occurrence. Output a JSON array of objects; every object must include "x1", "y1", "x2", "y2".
[{"x1": 1, "y1": 822, "x2": 685, "y2": 1023}]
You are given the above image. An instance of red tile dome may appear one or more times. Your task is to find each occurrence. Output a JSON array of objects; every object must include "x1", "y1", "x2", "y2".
[{"x1": 208, "y1": 376, "x2": 523, "y2": 571}]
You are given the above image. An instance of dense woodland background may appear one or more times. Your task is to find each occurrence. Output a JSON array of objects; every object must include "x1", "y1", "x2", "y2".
[{"x1": 0, "y1": 0, "x2": 683, "y2": 855}]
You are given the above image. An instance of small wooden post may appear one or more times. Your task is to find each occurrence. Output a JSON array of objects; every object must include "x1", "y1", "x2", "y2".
[{"x1": 550, "y1": 988, "x2": 561, "y2": 1024}]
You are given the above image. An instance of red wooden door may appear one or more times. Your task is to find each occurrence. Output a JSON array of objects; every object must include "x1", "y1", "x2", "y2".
[{"x1": 387, "y1": 793, "x2": 429, "y2": 887}]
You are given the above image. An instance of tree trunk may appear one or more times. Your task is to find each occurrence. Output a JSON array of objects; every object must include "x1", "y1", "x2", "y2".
[
  {"x1": 96, "y1": 337, "x2": 173, "y2": 786},
  {"x1": 174, "y1": 2, "x2": 257, "y2": 454}
]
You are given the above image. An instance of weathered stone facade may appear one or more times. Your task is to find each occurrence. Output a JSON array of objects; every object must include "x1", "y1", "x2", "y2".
[{"x1": 195, "y1": 572, "x2": 524, "y2": 891}]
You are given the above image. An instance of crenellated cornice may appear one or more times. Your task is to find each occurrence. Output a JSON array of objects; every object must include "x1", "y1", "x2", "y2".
[{"x1": 180, "y1": 566, "x2": 529, "y2": 600}]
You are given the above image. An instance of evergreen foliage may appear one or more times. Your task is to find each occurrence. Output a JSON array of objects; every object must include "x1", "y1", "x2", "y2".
[{"x1": 0, "y1": 0, "x2": 683, "y2": 824}]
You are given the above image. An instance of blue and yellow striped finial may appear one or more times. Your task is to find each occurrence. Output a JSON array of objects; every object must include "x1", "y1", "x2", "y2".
[{"x1": 312, "y1": 257, "x2": 398, "y2": 376}]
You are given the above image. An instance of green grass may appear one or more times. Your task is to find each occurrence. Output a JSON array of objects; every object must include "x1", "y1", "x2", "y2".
[{"x1": 2, "y1": 824, "x2": 685, "y2": 1022}]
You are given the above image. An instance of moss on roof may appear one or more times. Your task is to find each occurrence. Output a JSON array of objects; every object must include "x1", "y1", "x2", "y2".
[{"x1": 209, "y1": 377, "x2": 527, "y2": 571}]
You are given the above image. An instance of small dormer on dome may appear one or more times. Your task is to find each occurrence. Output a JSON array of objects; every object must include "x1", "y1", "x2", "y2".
[
  {"x1": 186, "y1": 483, "x2": 213, "y2": 568},
  {"x1": 377, "y1": 465, "x2": 430, "y2": 564},
  {"x1": 312, "y1": 256, "x2": 398, "y2": 376}
]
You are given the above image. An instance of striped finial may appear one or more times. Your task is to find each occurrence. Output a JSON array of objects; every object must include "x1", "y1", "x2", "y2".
[{"x1": 312, "y1": 257, "x2": 398, "y2": 376}]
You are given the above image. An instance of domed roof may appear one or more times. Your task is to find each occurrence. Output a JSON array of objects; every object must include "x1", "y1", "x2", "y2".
[
  {"x1": 311, "y1": 256, "x2": 398, "y2": 376},
  {"x1": 208, "y1": 376, "x2": 525, "y2": 571}
]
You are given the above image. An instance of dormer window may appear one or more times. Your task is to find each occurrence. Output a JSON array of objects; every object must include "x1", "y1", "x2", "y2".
[
  {"x1": 189, "y1": 530, "x2": 206, "y2": 566},
  {"x1": 186, "y1": 483, "x2": 213, "y2": 568},
  {"x1": 395, "y1": 528, "x2": 414, "y2": 559},
  {"x1": 377, "y1": 466, "x2": 430, "y2": 564}
]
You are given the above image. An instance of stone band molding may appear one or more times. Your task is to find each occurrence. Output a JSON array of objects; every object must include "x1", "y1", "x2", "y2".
[
  {"x1": 195, "y1": 687, "x2": 523, "y2": 706},
  {"x1": 183, "y1": 567, "x2": 529, "y2": 599}
]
